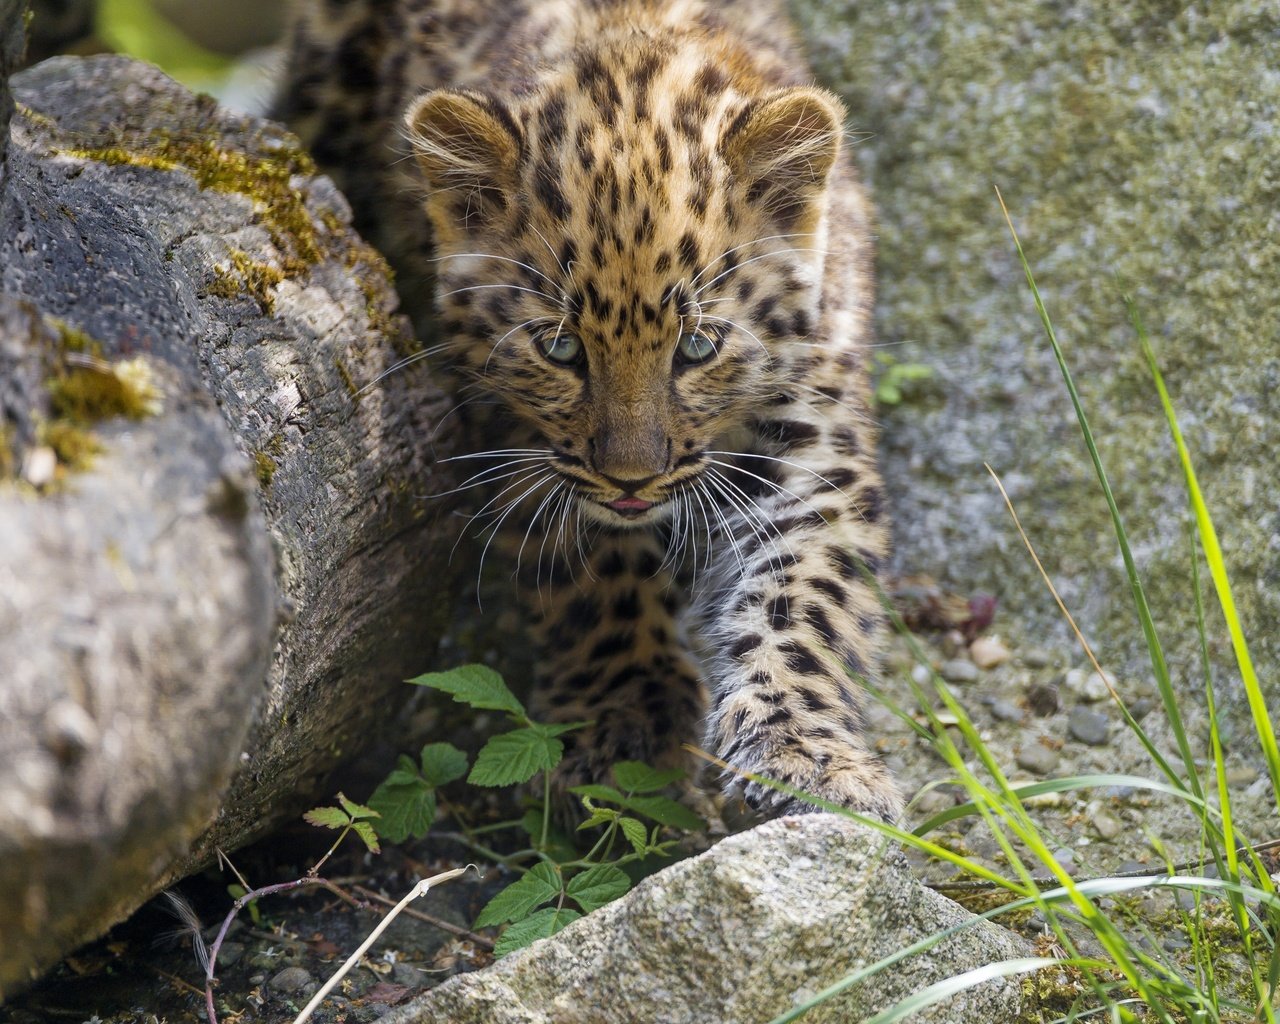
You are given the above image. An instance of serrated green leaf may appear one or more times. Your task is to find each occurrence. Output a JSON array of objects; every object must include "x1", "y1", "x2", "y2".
[
  {"x1": 380, "y1": 767, "x2": 423, "y2": 789},
  {"x1": 576, "y1": 807, "x2": 618, "y2": 830},
  {"x1": 567, "y1": 783, "x2": 626, "y2": 804},
  {"x1": 409, "y1": 664, "x2": 525, "y2": 717},
  {"x1": 303, "y1": 806, "x2": 350, "y2": 830},
  {"x1": 469, "y1": 728, "x2": 562, "y2": 787},
  {"x1": 475, "y1": 862, "x2": 561, "y2": 928},
  {"x1": 619, "y1": 816, "x2": 648, "y2": 855},
  {"x1": 612, "y1": 761, "x2": 685, "y2": 793},
  {"x1": 337, "y1": 792, "x2": 378, "y2": 820},
  {"x1": 566, "y1": 863, "x2": 631, "y2": 913},
  {"x1": 493, "y1": 906, "x2": 581, "y2": 957},
  {"x1": 420, "y1": 742, "x2": 469, "y2": 786},
  {"x1": 349, "y1": 819, "x2": 381, "y2": 854},
  {"x1": 529, "y1": 721, "x2": 590, "y2": 739},
  {"x1": 624, "y1": 795, "x2": 705, "y2": 832},
  {"x1": 368, "y1": 777, "x2": 436, "y2": 843}
]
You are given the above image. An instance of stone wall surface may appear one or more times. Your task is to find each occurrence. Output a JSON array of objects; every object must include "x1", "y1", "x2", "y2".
[{"x1": 790, "y1": 0, "x2": 1279, "y2": 729}]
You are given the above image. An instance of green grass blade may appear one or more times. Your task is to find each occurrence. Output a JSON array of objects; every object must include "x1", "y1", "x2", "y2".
[
  {"x1": 996, "y1": 191, "x2": 1202, "y2": 802},
  {"x1": 1128, "y1": 297, "x2": 1280, "y2": 814},
  {"x1": 858, "y1": 958, "x2": 1065, "y2": 1024}
]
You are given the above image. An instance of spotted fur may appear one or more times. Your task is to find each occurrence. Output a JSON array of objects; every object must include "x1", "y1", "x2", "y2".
[{"x1": 280, "y1": 0, "x2": 902, "y2": 821}]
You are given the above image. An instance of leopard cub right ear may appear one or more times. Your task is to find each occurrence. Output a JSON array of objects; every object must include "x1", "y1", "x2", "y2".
[{"x1": 404, "y1": 90, "x2": 522, "y2": 230}]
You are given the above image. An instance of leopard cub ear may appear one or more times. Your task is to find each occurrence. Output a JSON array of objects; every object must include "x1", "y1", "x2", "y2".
[
  {"x1": 720, "y1": 86, "x2": 846, "y2": 230},
  {"x1": 404, "y1": 90, "x2": 522, "y2": 231}
]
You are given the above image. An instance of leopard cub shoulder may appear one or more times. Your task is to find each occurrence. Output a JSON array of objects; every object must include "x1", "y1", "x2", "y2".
[{"x1": 281, "y1": 0, "x2": 900, "y2": 821}]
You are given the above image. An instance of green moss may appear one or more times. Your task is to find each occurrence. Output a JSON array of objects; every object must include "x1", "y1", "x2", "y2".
[
  {"x1": 208, "y1": 249, "x2": 286, "y2": 314},
  {"x1": 0, "y1": 424, "x2": 16, "y2": 481},
  {"x1": 334, "y1": 357, "x2": 357, "y2": 399},
  {"x1": 48, "y1": 356, "x2": 162, "y2": 423},
  {"x1": 39, "y1": 420, "x2": 101, "y2": 471},
  {"x1": 252, "y1": 451, "x2": 277, "y2": 488},
  {"x1": 64, "y1": 133, "x2": 322, "y2": 274}
]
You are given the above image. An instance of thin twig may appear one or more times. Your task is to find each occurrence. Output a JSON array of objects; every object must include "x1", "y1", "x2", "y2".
[
  {"x1": 352, "y1": 884, "x2": 496, "y2": 950},
  {"x1": 292, "y1": 866, "x2": 477, "y2": 1024}
]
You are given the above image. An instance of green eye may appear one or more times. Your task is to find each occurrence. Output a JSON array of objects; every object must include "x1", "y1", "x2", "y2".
[
  {"x1": 538, "y1": 331, "x2": 584, "y2": 365},
  {"x1": 676, "y1": 331, "x2": 718, "y2": 364}
]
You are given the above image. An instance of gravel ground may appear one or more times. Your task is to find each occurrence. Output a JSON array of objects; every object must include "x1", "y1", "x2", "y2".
[{"x1": 5, "y1": 578, "x2": 1274, "y2": 1024}]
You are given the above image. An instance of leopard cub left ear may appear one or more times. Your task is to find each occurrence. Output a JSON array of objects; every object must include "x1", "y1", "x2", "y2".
[{"x1": 720, "y1": 86, "x2": 846, "y2": 230}]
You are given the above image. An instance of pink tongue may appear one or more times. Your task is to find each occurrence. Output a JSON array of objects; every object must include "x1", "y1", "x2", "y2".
[{"x1": 609, "y1": 497, "x2": 653, "y2": 512}]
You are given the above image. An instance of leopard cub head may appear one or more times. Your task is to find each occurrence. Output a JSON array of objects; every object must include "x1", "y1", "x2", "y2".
[{"x1": 405, "y1": 49, "x2": 846, "y2": 527}]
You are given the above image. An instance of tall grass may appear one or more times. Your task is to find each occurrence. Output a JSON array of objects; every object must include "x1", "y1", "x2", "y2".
[{"x1": 764, "y1": 197, "x2": 1279, "y2": 1023}]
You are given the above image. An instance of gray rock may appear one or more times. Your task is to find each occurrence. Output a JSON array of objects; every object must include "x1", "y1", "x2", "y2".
[
  {"x1": 0, "y1": 56, "x2": 458, "y2": 995},
  {"x1": 791, "y1": 0, "x2": 1280, "y2": 727},
  {"x1": 385, "y1": 816, "x2": 1030, "y2": 1024},
  {"x1": 1015, "y1": 741, "x2": 1060, "y2": 776},
  {"x1": 269, "y1": 966, "x2": 315, "y2": 996},
  {"x1": 988, "y1": 698, "x2": 1024, "y2": 723},
  {"x1": 939, "y1": 658, "x2": 980, "y2": 684},
  {"x1": 1026, "y1": 682, "x2": 1060, "y2": 717},
  {"x1": 1068, "y1": 707, "x2": 1111, "y2": 747}
]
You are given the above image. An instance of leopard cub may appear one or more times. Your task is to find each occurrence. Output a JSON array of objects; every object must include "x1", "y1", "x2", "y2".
[{"x1": 281, "y1": 0, "x2": 902, "y2": 821}]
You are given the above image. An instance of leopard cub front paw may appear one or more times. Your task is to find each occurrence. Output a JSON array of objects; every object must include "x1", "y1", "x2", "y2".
[{"x1": 725, "y1": 733, "x2": 903, "y2": 825}]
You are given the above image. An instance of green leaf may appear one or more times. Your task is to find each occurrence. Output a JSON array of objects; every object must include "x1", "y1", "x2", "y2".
[
  {"x1": 368, "y1": 776, "x2": 436, "y2": 843},
  {"x1": 303, "y1": 806, "x2": 350, "y2": 830},
  {"x1": 409, "y1": 664, "x2": 525, "y2": 717},
  {"x1": 623, "y1": 795, "x2": 705, "y2": 832},
  {"x1": 576, "y1": 805, "x2": 618, "y2": 831},
  {"x1": 612, "y1": 761, "x2": 684, "y2": 793},
  {"x1": 493, "y1": 906, "x2": 581, "y2": 957},
  {"x1": 529, "y1": 721, "x2": 590, "y2": 739},
  {"x1": 619, "y1": 816, "x2": 648, "y2": 855},
  {"x1": 380, "y1": 766, "x2": 422, "y2": 789},
  {"x1": 565, "y1": 863, "x2": 631, "y2": 913},
  {"x1": 420, "y1": 742, "x2": 469, "y2": 786},
  {"x1": 469, "y1": 728, "x2": 562, "y2": 787},
  {"x1": 568, "y1": 783, "x2": 626, "y2": 804},
  {"x1": 337, "y1": 792, "x2": 378, "y2": 820},
  {"x1": 349, "y1": 819, "x2": 381, "y2": 854},
  {"x1": 475, "y1": 862, "x2": 562, "y2": 928}
]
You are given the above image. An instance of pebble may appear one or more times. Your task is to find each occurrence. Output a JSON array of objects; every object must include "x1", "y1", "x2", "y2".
[
  {"x1": 969, "y1": 636, "x2": 1012, "y2": 670},
  {"x1": 1226, "y1": 765, "x2": 1259, "y2": 787},
  {"x1": 1051, "y1": 847, "x2": 1077, "y2": 873},
  {"x1": 988, "y1": 699, "x2": 1024, "y2": 723},
  {"x1": 1022, "y1": 647, "x2": 1051, "y2": 669},
  {"x1": 1068, "y1": 707, "x2": 1110, "y2": 746},
  {"x1": 911, "y1": 663, "x2": 931, "y2": 686},
  {"x1": 913, "y1": 788, "x2": 957, "y2": 815},
  {"x1": 1063, "y1": 668, "x2": 1113, "y2": 703},
  {"x1": 1015, "y1": 742, "x2": 1060, "y2": 776},
  {"x1": 1090, "y1": 810, "x2": 1123, "y2": 841},
  {"x1": 1026, "y1": 682, "x2": 1060, "y2": 717},
  {"x1": 21, "y1": 445, "x2": 57, "y2": 487},
  {"x1": 1128, "y1": 697, "x2": 1155, "y2": 721},
  {"x1": 939, "y1": 658, "x2": 980, "y2": 684},
  {"x1": 269, "y1": 966, "x2": 315, "y2": 995}
]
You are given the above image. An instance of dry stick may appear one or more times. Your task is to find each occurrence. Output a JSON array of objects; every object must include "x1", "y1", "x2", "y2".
[
  {"x1": 204, "y1": 876, "x2": 370, "y2": 1024},
  {"x1": 292, "y1": 866, "x2": 477, "y2": 1024},
  {"x1": 352, "y1": 884, "x2": 496, "y2": 950}
]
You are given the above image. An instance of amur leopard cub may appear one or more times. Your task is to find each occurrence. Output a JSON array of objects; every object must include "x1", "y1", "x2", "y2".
[{"x1": 280, "y1": 0, "x2": 902, "y2": 821}]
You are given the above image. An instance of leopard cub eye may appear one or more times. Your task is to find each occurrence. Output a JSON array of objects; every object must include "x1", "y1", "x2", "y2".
[
  {"x1": 537, "y1": 330, "x2": 584, "y2": 366},
  {"x1": 675, "y1": 331, "x2": 717, "y2": 365}
]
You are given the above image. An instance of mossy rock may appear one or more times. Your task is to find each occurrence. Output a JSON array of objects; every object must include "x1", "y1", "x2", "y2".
[{"x1": 791, "y1": 0, "x2": 1280, "y2": 729}]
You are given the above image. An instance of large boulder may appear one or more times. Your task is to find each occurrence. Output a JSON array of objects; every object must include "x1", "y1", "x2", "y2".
[
  {"x1": 792, "y1": 1, "x2": 1280, "y2": 722},
  {"x1": 385, "y1": 815, "x2": 1030, "y2": 1024},
  {"x1": 0, "y1": 54, "x2": 458, "y2": 996}
]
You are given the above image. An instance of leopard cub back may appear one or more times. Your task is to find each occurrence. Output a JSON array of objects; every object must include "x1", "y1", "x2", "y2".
[{"x1": 281, "y1": 0, "x2": 901, "y2": 821}]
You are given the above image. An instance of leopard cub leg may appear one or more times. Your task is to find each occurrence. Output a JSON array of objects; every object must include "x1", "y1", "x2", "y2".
[{"x1": 526, "y1": 532, "x2": 705, "y2": 793}]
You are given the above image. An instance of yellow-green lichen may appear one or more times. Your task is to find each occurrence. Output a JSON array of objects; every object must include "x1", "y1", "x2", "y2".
[
  {"x1": 48, "y1": 355, "x2": 163, "y2": 423},
  {"x1": 63, "y1": 134, "x2": 322, "y2": 275},
  {"x1": 208, "y1": 249, "x2": 286, "y2": 314},
  {"x1": 334, "y1": 357, "x2": 357, "y2": 399},
  {"x1": 252, "y1": 451, "x2": 277, "y2": 488}
]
